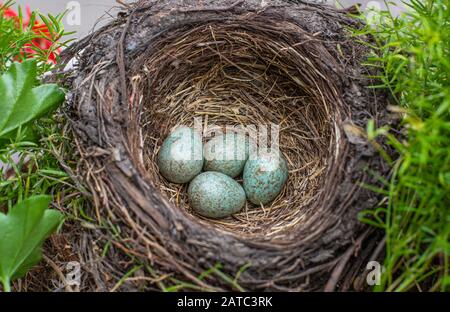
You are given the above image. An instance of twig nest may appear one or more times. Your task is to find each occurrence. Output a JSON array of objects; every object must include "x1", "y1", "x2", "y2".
[
  {"x1": 243, "y1": 149, "x2": 288, "y2": 205},
  {"x1": 63, "y1": 0, "x2": 389, "y2": 291},
  {"x1": 157, "y1": 126, "x2": 203, "y2": 183},
  {"x1": 203, "y1": 132, "x2": 254, "y2": 178},
  {"x1": 188, "y1": 171, "x2": 246, "y2": 218}
]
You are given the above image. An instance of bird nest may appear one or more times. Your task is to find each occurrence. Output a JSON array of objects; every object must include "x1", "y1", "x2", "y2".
[{"x1": 60, "y1": 0, "x2": 388, "y2": 291}]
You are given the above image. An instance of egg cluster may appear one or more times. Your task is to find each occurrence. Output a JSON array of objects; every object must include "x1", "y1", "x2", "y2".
[{"x1": 157, "y1": 126, "x2": 288, "y2": 218}]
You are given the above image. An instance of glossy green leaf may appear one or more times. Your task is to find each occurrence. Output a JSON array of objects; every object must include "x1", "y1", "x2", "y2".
[
  {"x1": 0, "y1": 195, "x2": 64, "y2": 292},
  {"x1": 0, "y1": 60, "x2": 65, "y2": 138}
]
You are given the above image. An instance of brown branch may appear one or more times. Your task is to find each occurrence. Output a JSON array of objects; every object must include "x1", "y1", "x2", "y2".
[
  {"x1": 324, "y1": 229, "x2": 371, "y2": 292},
  {"x1": 175, "y1": 0, "x2": 244, "y2": 13}
]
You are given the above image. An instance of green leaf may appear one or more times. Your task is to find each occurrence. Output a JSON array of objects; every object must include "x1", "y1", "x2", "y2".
[
  {"x1": 0, "y1": 195, "x2": 64, "y2": 292},
  {"x1": 0, "y1": 60, "x2": 65, "y2": 138},
  {"x1": 0, "y1": 125, "x2": 37, "y2": 147}
]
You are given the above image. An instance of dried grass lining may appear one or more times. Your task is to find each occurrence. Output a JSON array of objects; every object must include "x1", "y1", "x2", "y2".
[
  {"x1": 141, "y1": 21, "x2": 336, "y2": 237},
  {"x1": 61, "y1": 0, "x2": 387, "y2": 291}
]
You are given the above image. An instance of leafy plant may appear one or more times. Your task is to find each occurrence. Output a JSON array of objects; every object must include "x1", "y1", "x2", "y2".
[
  {"x1": 0, "y1": 2, "x2": 73, "y2": 292},
  {"x1": 0, "y1": 0, "x2": 74, "y2": 73},
  {"x1": 0, "y1": 195, "x2": 64, "y2": 292},
  {"x1": 356, "y1": 0, "x2": 449, "y2": 291},
  {"x1": 0, "y1": 59, "x2": 65, "y2": 146}
]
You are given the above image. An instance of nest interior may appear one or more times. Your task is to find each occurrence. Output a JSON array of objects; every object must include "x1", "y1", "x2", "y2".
[
  {"x1": 62, "y1": 0, "x2": 388, "y2": 291},
  {"x1": 142, "y1": 20, "x2": 334, "y2": 237}
]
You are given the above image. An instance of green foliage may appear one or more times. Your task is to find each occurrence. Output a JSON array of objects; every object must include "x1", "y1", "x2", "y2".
[
  {"x1": 357, "y1": 0, "x2": 449, "y2": 291},
  {"x1": 0, "y1": 2, "x2": 74, "y2": 292},
  {"x1": 0, "y1": 195, "x2": 64, "y2": 292},
  {"x1": 0, "y1": 59, "x2": 65, "y2": 145},
  {"x1": 0, "y1": 115, "x2": 85, "y2": 292},
  {"x1": 0, "y1": 0, "x2": 74, "y2": 74}
]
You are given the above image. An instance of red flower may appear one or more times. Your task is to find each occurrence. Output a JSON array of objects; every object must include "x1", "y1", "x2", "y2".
[
  {"x1": 0, "y1": 3, "x2": 60, "y2": 64},
  {"x1": 2, "y1": 6, "x2": 17, "y2": 18}
]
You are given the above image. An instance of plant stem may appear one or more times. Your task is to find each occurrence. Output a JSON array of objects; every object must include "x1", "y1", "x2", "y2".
[{"x1": 2, "y1": 278, "x2": 11, "y2": 292}]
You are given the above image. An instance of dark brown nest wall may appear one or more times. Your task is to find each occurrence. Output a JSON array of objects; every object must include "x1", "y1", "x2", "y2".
[{"x1": 62, "y1": 0, "x2": 388, "y2": 291}]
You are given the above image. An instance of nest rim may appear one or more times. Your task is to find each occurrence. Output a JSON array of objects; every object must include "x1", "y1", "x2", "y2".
[{"x1": 61, "y1": 0, "x2": 388, "y2": 291}]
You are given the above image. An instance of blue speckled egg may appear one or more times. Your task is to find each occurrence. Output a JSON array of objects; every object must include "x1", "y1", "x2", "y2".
[
  {"x1": 188, "y1": 171, "x2": 246, "y2": 218},
  {"x1": 157, "y1": 126, "x2": 203, "y2": 183},
  {"x1": 203, "y1": 132, "x2": 254, "y2": 178},
  {"x1": 243, "y1": 149, "x2": 288, "y2": 205}
]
